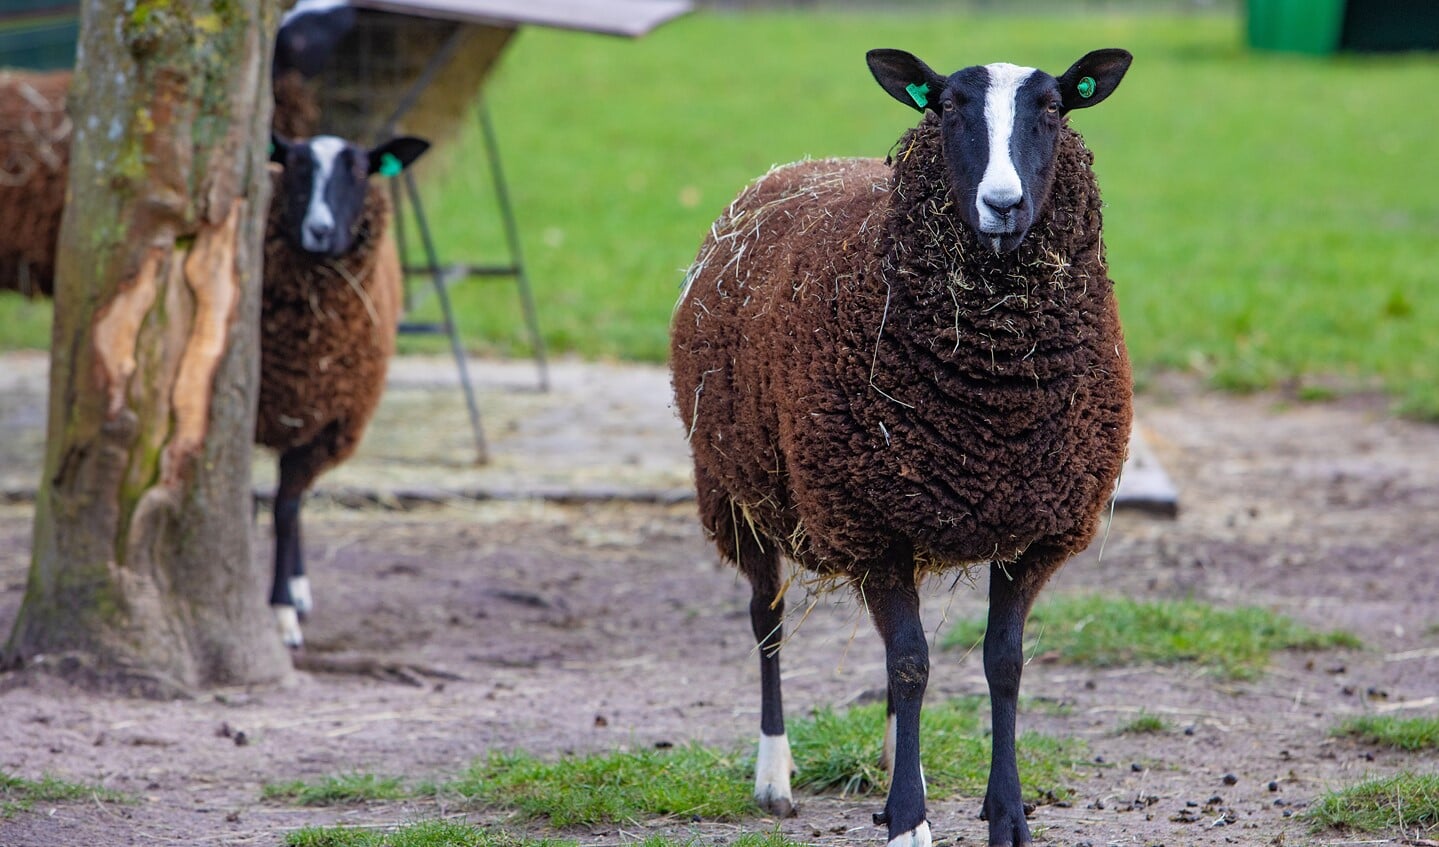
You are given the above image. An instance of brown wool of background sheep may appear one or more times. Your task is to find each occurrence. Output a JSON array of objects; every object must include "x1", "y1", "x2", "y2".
[
  {"x1": 0, "y1": 70, "x2": 71, "y2": 298},
  {"x1": 671, "y1": 49, "x2": 1134, "y2": 847},
  {"x1": 0, "y1": 6, "x2": 347, "y2": 299},
  {"x1": 258, "y1": 133, "x2": 429, "y2": 650}
]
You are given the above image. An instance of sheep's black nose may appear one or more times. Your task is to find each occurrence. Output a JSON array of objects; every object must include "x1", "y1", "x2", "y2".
[
  {"x1": 982, "y1": 192, "x2": 1023, "y2": 216},
  {"x1": 306, "y1": 222, "x2": 333, "y2": 243}
]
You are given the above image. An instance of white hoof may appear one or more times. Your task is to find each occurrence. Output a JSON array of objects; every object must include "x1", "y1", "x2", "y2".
[
  {"x1": 754, "y1": 733, "x2": 795, "y2": 817},
  {"x1": 290, "y1": 576, "x2": 313, "y2": 616},
  {"x1": 274, "y1": 605, "x2": 303, "y2": 648},
  {"x1": 887, "y1": 820, "x2": 932, "y2": 847}
]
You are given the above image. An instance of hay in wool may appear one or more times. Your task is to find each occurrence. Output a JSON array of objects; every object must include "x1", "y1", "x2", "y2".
[
  {"x1": 671, "y1": 113, "x2": 1132, "y2": 587},
  {"x1": 255, "y1": 170, "x2": 402, "y2": 483},
  {"x1": 0, "y1": 70, "x2": 71, "y2": 298}
]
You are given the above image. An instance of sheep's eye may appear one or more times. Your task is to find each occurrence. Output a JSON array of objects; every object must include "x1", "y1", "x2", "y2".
[
  {"x1": 1046, "y1": 100, "x2": 1060, "y2": 114},
  {"x1": 942, "y1": 98, "x2": 955, "y2": 112}
]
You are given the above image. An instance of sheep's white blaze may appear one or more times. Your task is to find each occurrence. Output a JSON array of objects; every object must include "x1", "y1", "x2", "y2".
[
  {"x1": 302, "y1": 136, "x2": 346, "y2": 252},
  {"x1": 754, "y1": 732, "x2": 794, "y2": 806},
  {"x1": 975, "y1": 62, "x2": 1036, "y2": 235}
]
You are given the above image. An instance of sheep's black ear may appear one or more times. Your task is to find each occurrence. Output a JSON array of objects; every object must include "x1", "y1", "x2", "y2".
[
  {"x1": 867, "y1": 49, "x2": 948, "y2": 113},
  {"x1": 1057, "y1": 48, "x2": 1131, "y2": 113},
  {"x1": 269, "y1": 132, "x2": 291, "y2": 164},
  {"x1": 367, "y1": 136, "x2": 430, "y2": 177}
]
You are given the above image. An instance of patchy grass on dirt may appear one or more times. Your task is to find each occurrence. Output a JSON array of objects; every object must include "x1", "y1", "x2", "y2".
[
  {"x1": 445, "y1": 745, "x2": 753, "y2": 826},
  {"x1": 262, "y1": 773, "x2": 411, "y2": 806},
  {"x1": 287, "y1": 822, "x2": 808, "y2": 847},
  {"x1": 1115, "y1": 711, "x2": 1171, "y2": 735},
  {"x1": 1305, "y1": 772, "x2": 1439, "y2": 834},
  {"x1": 1334, "y1": 715, "x2": 1439, "y2": 753},
  {"x1": 789, "y1": 697, "x2": 1084, "y2": 803},
  {"x1": 0, "y1": 771, "x2": 124, "y2": 818},
  {"x1": 286, "y1": 820, "x2": 572, "y2": 847},
  {"x1": 941, "y1": 594, "x2": 1361, "y2": 679}
]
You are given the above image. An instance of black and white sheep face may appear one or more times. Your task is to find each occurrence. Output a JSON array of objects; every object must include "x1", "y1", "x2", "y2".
[
  {"x1": 269, "y1": 134, "x2": 430, "y2": 258},
  {"x1": 868, "y1": 48, "x2": 1132, "y2": 254}
]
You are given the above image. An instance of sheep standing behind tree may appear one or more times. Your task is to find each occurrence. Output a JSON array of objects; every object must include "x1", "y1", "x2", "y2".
[
  {"x1": 260, "y1": 133, "x2": 429, "y2": 648},
  {"x1": 0, "y1": 69, "x2": 70, "y2": 297},
  {"x1": 671, "y1": 48, "x2": 1134, "y2": 847},
  {"x1": 0, "y1": 5, "x2": 350, "y2": 297}
]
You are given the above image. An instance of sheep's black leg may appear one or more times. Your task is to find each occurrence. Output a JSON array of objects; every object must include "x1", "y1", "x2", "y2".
[
  {"x1": 980, "y1": 563, "x2": 1040, "y2": 847},
  {"x1": 868, "y1": 569, "x2": 929, "y2": 847},
  {"x1": 271, "y1": 441, "x2": 329, "y2": 648},
  {"x1": 742, "y1": 523, "x2": 795, "y2": 817}
]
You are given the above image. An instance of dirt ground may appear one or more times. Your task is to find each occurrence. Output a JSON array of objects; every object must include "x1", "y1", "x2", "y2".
[{"x1": 0, "y1": 357, "x2": 1436, "y2": 847}]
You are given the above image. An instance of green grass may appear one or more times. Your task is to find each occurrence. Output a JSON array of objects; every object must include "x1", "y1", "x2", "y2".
[
  {"x1": 286, "y1": 820, "x2": 574, "y2": 847},
  {"x1": 941, "y1": 594, "x2": 1361, "y2": 680},
  {"x1": 0, "y1": 771, "x2": 124, "y2": 818},
  {"x1": 444, "y1": 744, "x2": 754, "y2": 826},
  {"x1": 1116, "y1": 711, "x2": 1170, "y2": 735},
  {"x1": 1335, "y1": 716, "x2": 1439, "y2": 753},
  {"x1": 788, "y1": 697, "x2": 1084, "y2": 803},
  {"x1": 271, "y1": 700, "x2": 1080, "y2": 829},
  {"x1": 5, "y1": 12, "x2": 1438, "y2": 412},
  {"x1": 262, "y1": 773, "x2": 412, "y2": 806},
  {"x1": 286, "y1": 823, "x2": 808, "y2": 847},
  {"x1": 1305, "y1": 772, "x2": 1439, "y2": 834}
]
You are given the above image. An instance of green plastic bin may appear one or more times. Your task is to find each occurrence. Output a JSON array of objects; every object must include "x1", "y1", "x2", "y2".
[{"x1": 1247, "y1": 0, "x2": 1347, "y2": 54}]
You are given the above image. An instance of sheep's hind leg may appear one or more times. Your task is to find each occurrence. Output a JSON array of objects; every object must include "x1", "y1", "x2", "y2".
[
  {"x1": 868, "y1": 565, "x2": 930, "y2": 847},
  {"x1": 980, "y1": 559, "x2": 1050, "y2": 847},
  {"x1": 742, "y1": 524, "x2": 796, "y2": 818}
]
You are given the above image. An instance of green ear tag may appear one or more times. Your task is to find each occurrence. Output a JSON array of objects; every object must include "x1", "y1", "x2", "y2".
[
  {"x1": 379, "y1": 152, "x2": 403, "y2": 177},
  {"x1": 1077, "y1": 76, "x2": 1097, "y2": 99},
  {"x1": 905, "y1": 82, "x2": 930, "y2": 109}
]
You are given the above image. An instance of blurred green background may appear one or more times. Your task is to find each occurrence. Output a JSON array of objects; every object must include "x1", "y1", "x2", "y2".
[{"x1": 2, "y1": 5, "x2": 1437, "y2": 413}]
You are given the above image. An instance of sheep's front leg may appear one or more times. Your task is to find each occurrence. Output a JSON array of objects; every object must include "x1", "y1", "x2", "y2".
[
  {"x1": 744, "y1": 533, "x2": 795, "y2": 817},
  {"x1": 269, "y1": 489, "x2": 304, "y2": 648},
  {"x1": 980, "y1": 562, "x2": 1042, "y2": 847},
  {"x1": 271, "y1": 441, "x2": 330, "y2": 648},
  {"x1": 868, "y1": 571, "x2": 930, "y2": 847}
]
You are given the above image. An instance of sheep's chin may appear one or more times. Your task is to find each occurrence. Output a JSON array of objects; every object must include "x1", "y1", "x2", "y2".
[{"x1": 983, "y1": 231, "x2": 1027, "y2": 255}]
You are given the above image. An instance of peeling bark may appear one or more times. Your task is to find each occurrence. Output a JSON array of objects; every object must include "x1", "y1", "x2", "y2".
[{"x1": 166, "y1": 199, "x2": 243, "y2": 487}]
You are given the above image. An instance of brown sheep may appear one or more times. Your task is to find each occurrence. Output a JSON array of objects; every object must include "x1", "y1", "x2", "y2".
[
  {"x1": 670, "y1": 49, "x2": 1134, "y2": 847},
  {"x1": 0, "y1": 69, "x2": 70, "y2": 298},
  {"x1": 0, "y1": 3, "x2": 349, "y2": 298},
  {"x1": 260, "y1": 133, "x2": 429, "y2": 648}
]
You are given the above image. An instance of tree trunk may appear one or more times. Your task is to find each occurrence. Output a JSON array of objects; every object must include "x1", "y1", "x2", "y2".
[{"x1": 2, "y1": 0, "x2": 291, "y2": 695}]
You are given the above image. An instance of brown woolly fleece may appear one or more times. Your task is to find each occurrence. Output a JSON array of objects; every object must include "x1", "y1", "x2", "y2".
[
  {"x1": 0, "y1": 70, "x2": 71, "y2": 298},
  {"x1": 255, "y1": 171, "x2": 402, "y2": 486},
  {"x1": 671, "y1": 114, "x2": 1132, "y2": 588},
  {"x1": 0, "y1": 70, "x2": 317, "y2": 299},
  {"x1": 272, "y1": 69, "x2": 322, "y2": 141}
]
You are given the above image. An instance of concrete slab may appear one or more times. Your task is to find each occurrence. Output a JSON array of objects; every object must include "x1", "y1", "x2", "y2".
[{"x1": 0, "y1": 353, "x2": 1176, "y2": 516}]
